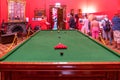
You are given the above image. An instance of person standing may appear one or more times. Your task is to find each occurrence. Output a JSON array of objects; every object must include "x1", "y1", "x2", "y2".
[
  {"x1": 90, "y1": 17, "x2": 100, "y2": 39},
  {"x1": 40, "y1": 16, "x2": 50, "y2": 30},
  {"x1": 101, "y1": 15, "x2": 112, "y2": 45},
  {"x1": 68, "y1": 13, "x2": 76, "y2": 30},
  {"x1": 81, "y1": 14, "x2": 89, "y2": 34},
  {"x1": 112, "y1": 13, "x2": 120, "y2": 50}
]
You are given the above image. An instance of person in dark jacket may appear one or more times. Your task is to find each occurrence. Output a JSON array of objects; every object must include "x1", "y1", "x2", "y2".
[{"x1": 68, "y1": 13, "x2": 76, "y2": 30}]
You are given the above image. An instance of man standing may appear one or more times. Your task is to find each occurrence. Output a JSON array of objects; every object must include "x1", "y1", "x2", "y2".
[
  {"x1": 68, "y1": 13, "x2": 76, "y2": 30},
  {"x1": 101, "y1": 15, "x2": 112, "y2": 45},
  {"x1": 112, "y1": 13, "x2": 120, "y2": 50}
]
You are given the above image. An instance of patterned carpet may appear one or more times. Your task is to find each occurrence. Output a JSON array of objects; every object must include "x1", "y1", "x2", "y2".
[{"x1": 0, "y1": 37, "x2": 25, "y2": 58}]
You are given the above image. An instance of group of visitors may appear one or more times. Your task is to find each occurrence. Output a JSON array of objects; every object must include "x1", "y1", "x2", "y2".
[
  {"x1": 31, "y1": 11, "x2": 120, "y2": 50},
  {"x1": 67, "y1": 12, "x2": 120, "y2": 50}
]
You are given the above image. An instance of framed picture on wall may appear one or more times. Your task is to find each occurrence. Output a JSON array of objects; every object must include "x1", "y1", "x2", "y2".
[{"x1": 34, "y1": 9, "x2": 45, "y2": 18}]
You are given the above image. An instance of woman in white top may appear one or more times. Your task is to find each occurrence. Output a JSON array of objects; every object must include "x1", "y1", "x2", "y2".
[{"x1": 81, "y1": 14, "x2": 89, "y2": 34}]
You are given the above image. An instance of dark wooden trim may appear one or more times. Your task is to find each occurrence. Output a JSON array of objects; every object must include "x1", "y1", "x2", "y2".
[{"x1": 0, "y1": 62, "x2": 120, "y2": 80}]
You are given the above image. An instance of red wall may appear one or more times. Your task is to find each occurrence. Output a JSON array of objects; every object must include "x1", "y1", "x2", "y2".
[
  {"x1": 1, "y1": 0, "x2": 120, "y2": 27},
  {"x1": 26, "y1": 0, "x2": 46, "y2": 28},
  {"x1": 0, "y1": 0, "x2": 7, "y2": 23},
  {"x1": 86, "y1": 0, "x2": 119, "y2": 19}
]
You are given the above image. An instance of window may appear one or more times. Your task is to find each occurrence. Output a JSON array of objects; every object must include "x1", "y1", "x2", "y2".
[{"x1": 8, "y1": 0, "x2": 26, "y2": 22}]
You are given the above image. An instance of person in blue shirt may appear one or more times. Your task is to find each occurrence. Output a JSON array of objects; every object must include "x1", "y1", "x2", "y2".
[{"x1": 112, "y1": 13, "x2": 120, "y2": 50}]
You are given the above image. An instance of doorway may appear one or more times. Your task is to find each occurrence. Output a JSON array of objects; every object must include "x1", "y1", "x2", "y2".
[{"x1": 49, "y1": 5, "x2": 66, "y2": 30}]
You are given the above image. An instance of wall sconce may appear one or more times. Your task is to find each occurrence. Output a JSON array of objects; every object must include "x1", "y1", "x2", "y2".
[{"x1": 55, "y1": 3, "x2": 61, "y2": 8}]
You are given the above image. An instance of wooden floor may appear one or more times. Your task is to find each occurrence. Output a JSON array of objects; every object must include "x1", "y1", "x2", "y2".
[
  {"x1": 97, "y1": 40, "x2": 120, "y2": 54},
  {"x1": 0, "y1": 36, "x2": 27, "y2": 58}
]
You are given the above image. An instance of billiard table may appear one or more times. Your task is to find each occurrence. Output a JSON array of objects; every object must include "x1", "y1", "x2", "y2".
[{"x1": 0, "y1": 30, "x2": 120, "y2": 80}]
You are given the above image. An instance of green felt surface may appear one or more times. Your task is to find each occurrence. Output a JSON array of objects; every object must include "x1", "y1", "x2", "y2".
[{"x1": 1, "y1": 30, "x2": 120, "y2": 62}]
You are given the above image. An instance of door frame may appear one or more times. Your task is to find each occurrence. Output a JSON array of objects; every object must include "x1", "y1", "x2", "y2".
[{"x1": 49, "y1": 5, "x2": 66, "y2": 30}]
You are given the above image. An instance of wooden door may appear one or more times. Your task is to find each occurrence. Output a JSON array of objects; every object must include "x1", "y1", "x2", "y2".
[
  {"x1": 57, "y1": 8, "x2": 65, "y2": 30},
  {"x1": 49, "y1": 5, "x2": 66, "y2": 30}
]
